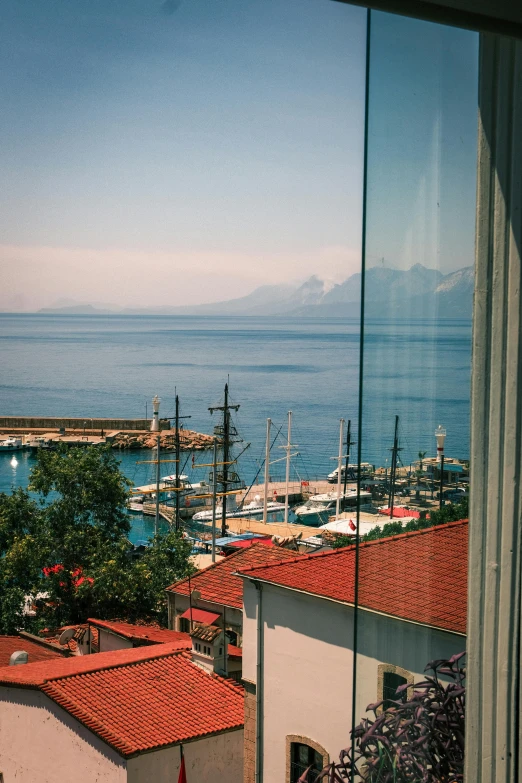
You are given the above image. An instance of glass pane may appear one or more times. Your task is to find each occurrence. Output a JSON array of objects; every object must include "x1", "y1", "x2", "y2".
[{"x1": 353, "y1": 11, "x2": 478, "y2": 782}]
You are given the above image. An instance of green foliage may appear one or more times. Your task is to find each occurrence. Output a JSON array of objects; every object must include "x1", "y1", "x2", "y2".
[
  {"x1": 331, "y1": 535, "x2": 355, "y2": 549},
  {"x1": 429, "y1": 496, "x2": 468, "y2": 525},
  {"x1": 0, "y1": 446, "x2": 194, "y2": 633}
]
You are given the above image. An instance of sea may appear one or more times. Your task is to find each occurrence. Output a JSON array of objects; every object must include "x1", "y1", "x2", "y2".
[{"x1": 0, "y1": 314, "x2": 472, "y2": 542}]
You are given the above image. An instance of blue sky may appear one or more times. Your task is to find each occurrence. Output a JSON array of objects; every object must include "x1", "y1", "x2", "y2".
[
  {"x1": 0, "y1": 0, "x2": 366, "y2": 309},
  {"x1": 0, "y1": 2, "x2": 478, "y2": 311}
]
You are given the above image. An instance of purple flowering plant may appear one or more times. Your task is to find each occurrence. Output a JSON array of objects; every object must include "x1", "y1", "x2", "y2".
[{"x1": 299, "y1": 653, "x2": 466, "y2": 783}]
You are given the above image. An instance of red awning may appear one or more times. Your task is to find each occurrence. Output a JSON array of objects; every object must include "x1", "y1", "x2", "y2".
[
  {"x1": 179, "y1": 608, "x2": 220, "y2": 625},
  {"x1": 226, "y1": 538, "x2": 274, "y2": 550}
]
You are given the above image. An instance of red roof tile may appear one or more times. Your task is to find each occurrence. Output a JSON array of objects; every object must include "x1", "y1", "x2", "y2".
[
  {"x1": 88, "y1": 619, "x2": 192, "y2": 647},
  {"x1": 238, "y1": 520, "x2": 468, "y2": 635},
  {"x1": 166, "y1": 542, "x2": 301, "y2": 608},
  {"x1": 0, "y1": 645, "x2": 243, "y2": 756},
  {"x1": 0, "y1": 636, "x2": 65, "y2": 666}
]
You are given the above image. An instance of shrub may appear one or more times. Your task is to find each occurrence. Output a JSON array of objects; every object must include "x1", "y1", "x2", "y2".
[{"x1": 299, "y1": 653, "x2": 466, "y2": 783}]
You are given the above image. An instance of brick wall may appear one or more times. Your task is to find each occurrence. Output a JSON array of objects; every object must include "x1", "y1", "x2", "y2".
[{"x1": 243, "y1": 680, "x2": 256, "y2": 783}]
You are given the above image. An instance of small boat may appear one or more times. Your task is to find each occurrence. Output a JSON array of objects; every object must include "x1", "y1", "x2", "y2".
[
  {"x1": 192, "y1": 499, "x2": 286, "y2": 523},
  {"x1": 327, "y1": 462, "x2": 374, "y2": 483},
  {"x1": 293, "y1": 489, "x2": 372, "y2": 525},
  {"x1": 25, "y1": 435, "x2": 53, "y2": 450},
  {"x1": 0, "y1": 437, "x2": 23, "y2": 452}
]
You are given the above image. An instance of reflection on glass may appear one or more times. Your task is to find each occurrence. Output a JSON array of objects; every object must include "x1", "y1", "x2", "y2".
[{"x1": 351, "y1": 12, "x2": 477, "y2": 783}]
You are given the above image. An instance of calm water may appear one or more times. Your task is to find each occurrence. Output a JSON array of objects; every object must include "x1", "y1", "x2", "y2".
[{"x1": 0, "y1": 314, "x2": 471, "y2": 540}]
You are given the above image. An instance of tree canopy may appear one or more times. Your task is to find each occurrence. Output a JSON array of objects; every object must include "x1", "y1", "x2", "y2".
[{"x1": 0, "y1": 446, "x2": 194, "y2": 633}]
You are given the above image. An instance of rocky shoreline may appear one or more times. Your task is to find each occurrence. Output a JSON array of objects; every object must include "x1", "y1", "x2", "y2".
[{"x1": 111, "y1": 429, "x2": 214, "y2": 451}]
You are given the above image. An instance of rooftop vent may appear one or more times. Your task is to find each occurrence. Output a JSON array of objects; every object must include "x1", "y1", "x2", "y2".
[{"x1": 9, "y1": 650, "x2": 29, "y2": 666}]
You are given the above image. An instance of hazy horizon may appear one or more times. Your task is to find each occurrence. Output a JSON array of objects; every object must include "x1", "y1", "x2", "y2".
[{"x1": 0, "y1": 2, "x2": 477, "y2": 312}]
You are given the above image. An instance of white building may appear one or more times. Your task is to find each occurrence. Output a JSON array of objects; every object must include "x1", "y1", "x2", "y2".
[
  {"x1": 0, "y1": 642, "x2": 244, "y2": 783},
  {"x1": 238, "y1": 519, "x2": 468, "y2": 783}
]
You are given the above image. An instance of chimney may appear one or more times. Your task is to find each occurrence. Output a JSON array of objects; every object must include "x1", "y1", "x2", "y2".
[
  {"x1": 9, "y1": 650, "x2": 29, "y2": 666},
  {"x1": 189, "y1": 624, "x2": 226, "y2": 675}
]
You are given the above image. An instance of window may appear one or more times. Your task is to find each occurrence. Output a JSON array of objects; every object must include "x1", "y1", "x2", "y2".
[
  {"x1": 225, "y1": 629, "x2": 238, "y2": 646},
  {"x1": 382, "y1": 671, "x2": 407, "y2": 711},
  {"x1": 179, "y1": 617, "x2": 190, "y2": 634},
  {"x1": 290, "y1": 743, "x2": 322, "y2": 783}
]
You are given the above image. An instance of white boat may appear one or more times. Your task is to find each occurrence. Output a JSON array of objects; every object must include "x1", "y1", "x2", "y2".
[
  {"x1": 327, "y1": 463, "x2": 374, "y2": 483},
  {"x1": 134, "y1": 475, "x2": 209, "y2": 508},
  {"x1": 0, "y1": 437, "x2": 23, "y2": 452},
  {"x1": 192, "y1": 499, "x2": 286, "y2": 523},
  {"x1": 293, "y1": 489, "x2": 372, "y2": 524},
  {"x1": 25, "y1": 435, "x2": 53, "y2": 450}
]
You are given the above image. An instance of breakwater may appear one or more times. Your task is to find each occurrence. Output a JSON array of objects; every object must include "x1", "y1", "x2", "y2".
[{"x1": 0, "y1": 416, "x2": 171, "y2": 431}]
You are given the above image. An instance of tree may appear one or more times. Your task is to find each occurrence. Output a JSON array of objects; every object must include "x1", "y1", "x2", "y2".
[
  {"x1": 0, "y1": 446, "x2": 194, "y2": 633},
  {"x1": 299, "y1": 653, "x2": 466, "y2": 783}
]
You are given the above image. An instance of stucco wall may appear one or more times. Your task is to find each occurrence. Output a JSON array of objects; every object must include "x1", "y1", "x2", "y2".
[
  {"x1": 127, "y1": 730, "x2": 244, "y2": 783},
  {"x1": 98, "y1": 628, "x2": 133, "y2": 653},
  {"x1": 242, "y1": 580, "x2": 464, "y2": 782},
  {"x1": 0, "y1": 688, "x2": 127, "y2": 782}
]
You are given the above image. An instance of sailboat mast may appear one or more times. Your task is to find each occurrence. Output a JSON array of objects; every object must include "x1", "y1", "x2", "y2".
[
  {"x1": 221, "y1": 383, "x2": 230, "y2": 538},
  {"x1": 264, "y1": 418, "x2": 271, "y2": 523},
  {"x1": 155, "y1": 433, "x2": 160, "y2": 536},
  {"x1": 343, "y1": 420, "x2": 352, "y2": 497},
  {"x1": 175, "y1": 395, "x2": 181, "y2": 531},
  {"x1": 388, "y1": 415, "x2": 400, "y2": 518},
  {"x1": 209, "y1": 384, "x2": 240, "y2": 538},
  {"x1": 336, "y1": 419, "x2": 345, "y2": 517},
  {"x1": 211, "y1": 437, "x2": 218, "y2": 562},
  {"x1": 284, "y1": 411, "x2": 292, "y2": 524}
]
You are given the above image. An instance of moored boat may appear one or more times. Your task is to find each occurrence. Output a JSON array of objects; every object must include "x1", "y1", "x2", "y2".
[
  {"x1": 0, "y1": 436, "x2": 23, "y2": 451},
  {"x1": 293, "y1": 489, "x2": 372, "y2": 525},
  {"x1": 192, "y1": 498, "x2": 286, "y2": 523}
]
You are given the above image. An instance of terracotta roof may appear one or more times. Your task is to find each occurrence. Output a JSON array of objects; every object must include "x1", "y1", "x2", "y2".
[
  {"x1": 166, "y1": 542, "x2": 301, "y2": 608},
  {"x1": 0, "y1": 636, "x2": 65, "y2": 666},
  {"x1": 0, "y1": 645, "x2": 243, "y2": 756},
  {"x1": 191, "y1": 624, "x2": 222, "y2": 643},
  {"x1": 88, "y1": 619, "x2": 192, "y2": 647},
  {"x1": 238, "y1": 520, "x2": 468, "y2": 635}
]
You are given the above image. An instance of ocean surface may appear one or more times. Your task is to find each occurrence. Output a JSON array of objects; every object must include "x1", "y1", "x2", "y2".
[{"x1": 0, "y1": 314, "x2": 472, "y2": 541}]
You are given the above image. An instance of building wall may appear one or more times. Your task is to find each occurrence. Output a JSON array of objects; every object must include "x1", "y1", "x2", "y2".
[
  {"x1": 243, "y1": 681, "x2": 257, "y2": 783},
  {"x1": 98, "y1": 628, "x2": 133, "y2": 653},
  {"x1": 242, "y1": 580, "x2": 464, "y2": 782},
  {"x1": 0, "y1": 687, "x2": 127, "y2": 782},
  {"x1": 127, "y1": 730, "x2": 244, "y2": 783}
]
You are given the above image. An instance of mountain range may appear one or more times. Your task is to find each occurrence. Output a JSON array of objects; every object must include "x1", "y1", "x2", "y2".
[{"x1": 38, "y1": 263, "x2": 474, "y2": 319}]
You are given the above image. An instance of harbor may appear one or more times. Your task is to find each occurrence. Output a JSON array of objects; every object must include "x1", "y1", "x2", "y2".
[{"x1": 0, "y1": 394, "x2": 469, "y2": 552}]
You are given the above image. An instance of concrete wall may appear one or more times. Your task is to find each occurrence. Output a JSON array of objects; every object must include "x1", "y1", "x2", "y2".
[
  {"x1": 242, "y1": 580, "x2": 464, "y2": 782},
  {"x1": 127, "y1": 730, "x2": 244, "y2": 783},
  {"x1": 0, "y1": 416, "x2": 170, "y2": 431},
  {"x1": 98, "y1": 628, "x2": 133, "y2": 653},
  {"x1": 0, "y1": 688, "x2": 127, "y2": 782}
]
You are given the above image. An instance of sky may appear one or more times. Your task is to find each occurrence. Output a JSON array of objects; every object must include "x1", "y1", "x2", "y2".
[
  {"x1": 0, "y1": 0, "x2": 366, "y2": 311},
  {"x1": 0, "y1": 1, "x2": 478, "y2": 312}
]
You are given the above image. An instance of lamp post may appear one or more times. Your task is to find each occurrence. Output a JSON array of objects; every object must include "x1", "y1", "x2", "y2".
[{"x1": 435, "y1": 425, "x2": 446, "y2": 510}]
